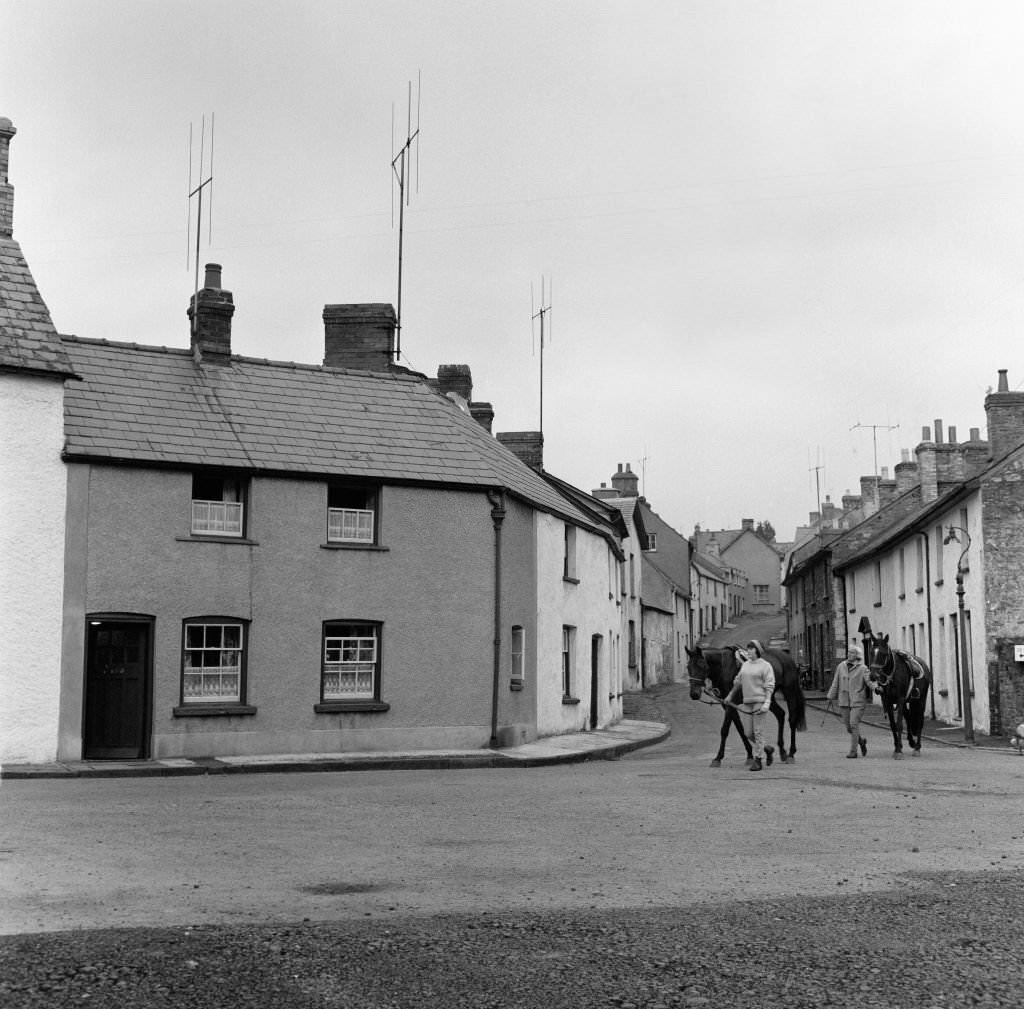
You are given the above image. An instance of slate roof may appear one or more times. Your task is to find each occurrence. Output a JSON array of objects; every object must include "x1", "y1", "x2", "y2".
[
  {"x1": 0, "y1": 238, "x2": 76, "y2": 377},
  {"x1": 636, "y1": 500, "x2": 692, "y2": 600},
  {"x1": 59, "y1": 336, "x2": 601, "y2": 529}
]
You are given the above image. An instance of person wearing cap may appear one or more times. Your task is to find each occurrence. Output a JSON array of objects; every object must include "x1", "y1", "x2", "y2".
[
  {"x1": 827, "y1": 644, "x2": 873, "y2": 758},
  {"x1": 723, "y1": 639, "x2": 776, "y2": 772}
]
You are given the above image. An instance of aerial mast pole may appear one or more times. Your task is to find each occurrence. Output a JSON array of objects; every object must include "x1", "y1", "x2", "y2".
[{"x1": 391, "y1": 73, "x2": 421, "y2": 364}]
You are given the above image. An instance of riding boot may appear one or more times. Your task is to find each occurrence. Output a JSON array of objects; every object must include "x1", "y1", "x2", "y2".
[
  {"x1": 749, "y1": 757, "x2": 763, "y2": 772},
  {"x1": 764, "y1": 745, "x2": 774, "y2": 767}
]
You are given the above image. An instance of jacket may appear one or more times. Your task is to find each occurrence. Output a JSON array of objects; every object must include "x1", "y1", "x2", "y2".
[
  {"x1": 727, "y1": 657, "x2": 776, "y2": 712},
  {"x1": 827, "y1": 660, "x2": 873, "y2": 708}
]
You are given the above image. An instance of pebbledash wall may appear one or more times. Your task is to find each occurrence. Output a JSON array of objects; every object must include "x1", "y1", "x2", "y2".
[
  {"x1": 57, "y1": 463, "x2": 541, "y2": 760},
  {"x1": 0, "y1": 373, "x2": 67, "y2": 763},
  {"x1": 534, "y1": 510, "x2": 623, "y2": 737}
]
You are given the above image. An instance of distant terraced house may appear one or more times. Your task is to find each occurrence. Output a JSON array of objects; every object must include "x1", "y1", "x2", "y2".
[{"x1": 0, "y1": 117, "x2": 631, "y2": 766}]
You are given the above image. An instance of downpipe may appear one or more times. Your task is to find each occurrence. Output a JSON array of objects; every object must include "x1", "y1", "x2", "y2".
[{"x1": 486, "y1": 489, "x2": 507, "y2": 748}]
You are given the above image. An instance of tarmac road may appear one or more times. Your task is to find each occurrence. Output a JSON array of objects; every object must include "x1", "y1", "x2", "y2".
[{"x1": 2, "y1": 677, "x2": 1023, "y2": 937}]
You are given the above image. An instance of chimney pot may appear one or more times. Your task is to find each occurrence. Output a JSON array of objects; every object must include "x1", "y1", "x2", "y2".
[
  {"x1": 204, "y1": 263, "x2": 223, "y2": 290},
  {"x1": 922, "y1": 426, "x2": 932, "y2": 442},
  {"x1": 934, "y1": 420, "x2": 943, "y2": 444},
  {"x1": 947, "y1": 425, "x2": 957, "y2": 444},
  {"x1": 998, "y1": 368, "x2": 1009, "y2": 392}
]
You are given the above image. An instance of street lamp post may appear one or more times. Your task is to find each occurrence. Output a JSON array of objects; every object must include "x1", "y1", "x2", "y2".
[{"x1": 943, "y1": 525, "x2": 975, "y2": 745}]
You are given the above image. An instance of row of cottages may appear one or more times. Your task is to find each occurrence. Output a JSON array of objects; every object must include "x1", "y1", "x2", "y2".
[
  {"x1": 0, "y1": 117, "x2": 638, "y2": 765},
  {"x1": 786, "y1": 381, "x2": 1024, "y2": 737},
  {"x1": 692, "y1": 519, "x2": 785, "y2": 614},
  {"x1": 590, "y1": 464, "x2": 696, "y2": 687},
  {"x1": 690, "y1": 549, "x2": 743, "y2": 640}
]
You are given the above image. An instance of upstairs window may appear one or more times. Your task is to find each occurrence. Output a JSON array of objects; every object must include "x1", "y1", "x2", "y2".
[
  {"x1": 563, "y1": 525, "x2": 578, "y2": 581},
  {"x1": 645, "y1": 533, "x2": 657, "y2": 551},
  {"x1": 322, "y1": 621, "x2": 381, "y2": 701},
  {"x1": 328, "y1": 485, "x2": 378, "y2": 544},
  {"x1": 753, "y1": 584, "x2": 769, "y2": 605},
  {"x1": 182, "y1": 619, "x2": 246, "y2": 703},
  {"x1": 191, "y1": 474, "x2": 246, "y2": 537}
]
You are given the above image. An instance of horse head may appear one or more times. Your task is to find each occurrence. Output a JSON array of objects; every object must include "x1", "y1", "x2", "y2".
[
  {"x1": 867, "y1": 632, "x2": 894, "y2": 689},
  {"x1": 685, "y1": 646, "x2": 709, "y2": 700}
]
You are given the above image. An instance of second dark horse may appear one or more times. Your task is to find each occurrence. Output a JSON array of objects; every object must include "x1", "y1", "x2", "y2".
[{"x1": 685, "y1": 644, "x2": 807, "y2": 767}]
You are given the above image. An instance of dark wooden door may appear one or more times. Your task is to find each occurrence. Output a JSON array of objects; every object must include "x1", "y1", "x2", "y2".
[
  {"x1": 84, "y1": 620, "x2": 150, "y2": 759},
  {"x1": 590, "y1": 635, "x2": 601, "y2": 729}
]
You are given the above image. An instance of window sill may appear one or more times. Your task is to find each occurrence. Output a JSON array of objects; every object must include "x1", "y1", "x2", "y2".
[
  {"x1": 873, "y1": 602, "x2": 882, "y2": 608},
  {"x1": 933, "y1": 578, "x2": 944, "y2": 587},
  {"x1": 915, "y1": 587, "x2": 925, "y2": 595},
  {"x1": 898, "y1": 593, "x2": 906, "y2": 600},
  {"x1": 320, "y1": 543, "x2": 389, "y2": 552},
  {"x1": 509, "y1": 677, "x2": 524, "y2": 692},
  {"x1": 173, "y1": 704, "x2": 257, "y2": 718},
  {"x1": 562, "y1": 575, "x2": 580, "y2": 585},
  {"x1": 562, "y1": 695, "x2": 580, "y2": 706},
  {"x1": 176, "y1": 535, "x2": 258, "y2": 545},
  {"x1": 849, "y1": 608, "x2": 856, "y2": 614},
  {"x1": 314, "y1": 701, "x2": 390, "y2": 714}
]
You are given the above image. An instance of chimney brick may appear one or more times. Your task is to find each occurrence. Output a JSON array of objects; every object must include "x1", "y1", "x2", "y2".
[
  {"x1": 0, "y1": 117, "x2": 16, "y2": 238},
  {"x1": 497, "y1": 431, "x2": 544, "y2": 470},
  {"x1": 435, "y1": 364, "x2": 473, "y2": 403},
  {"x1": 859, "y1": 475, "x2": 880, "y2": 516},
  {"x1": 610, "y1": 463, "x2": 639, "y2": 497},
  {"x1": 323, "y1": 304, "x2": 396, "y2": 371},
  {"x1": 469, "y1": 401, "x2": 494, "y2": 433},
  {"x1": 188, "y1": 263, "x2": 234, "y2": 363},
  {"x1": 985, "y1": 369, "x2": 1024, "y2": 460},
  {"x1": 915, "y1": 428, "x2": 938, "y2": 503}
]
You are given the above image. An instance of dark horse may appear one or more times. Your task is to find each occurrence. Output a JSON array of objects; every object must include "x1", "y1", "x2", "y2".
[
  {"x1": 685, "y1": 645, "x2": 807, "y2": 767},
  {"x1": 867, "y1": 633, "x2": 931, "y2": 758}
]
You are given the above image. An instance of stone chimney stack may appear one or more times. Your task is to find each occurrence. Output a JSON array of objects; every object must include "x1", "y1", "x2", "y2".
[
  {"x1": 496, "y1": 431, "x2": 544, "y2": 470},
  {"x1": 188, "y1": 263, "x2": 234, "y2": 363},
  {"x1": 435, "y1": 364, "x2": 473, "y2": 403},
  {"x1": 0, "y1": 117, "x2": 15, "y2": 238},
  {"x1": 915, "y1": 425, "x2": 939, "y2": 502},
  {"x1": 469, "y1": 402, "x2": 494, "y2": 433},
  {"x1": 841, "y1": 492, "x2": 862, "y2": 514},
  {"x1": 963, "y1": 426, "x2": 989, "y2": 477},
  {"x1": 860, "y1": 475, "x2": 880, "y2": 517},
  {"x1": 323, "y1": 304, "x2": 396, "y2": 371},
  {"x1": 609, "y1": 462, "x2": 640, "y2": 498},
  {"x1": 894, "y1": 448, "x2": 918, "y2": 494},
  {"x1": 741, "y1": 518, "x2": 754, "y2": 532},
  {"x1": 877, "y1": 466, "x2": 898, "y2": 507},
  {"x1": 985, "y1": 369, "x2": 1024, "y2": 460}
]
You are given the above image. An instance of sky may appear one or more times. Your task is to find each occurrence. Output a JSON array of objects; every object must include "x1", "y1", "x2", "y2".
[{"x1": 5, "y1": 1, "x2": 1024, "y2": 542}]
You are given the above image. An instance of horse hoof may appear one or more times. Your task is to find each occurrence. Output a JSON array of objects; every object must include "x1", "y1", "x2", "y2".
[
  {"x1": 744, "y1": 757, "x2": 755, "y2": 769},
  {"x1": 710, "y1": 759, "x2": 722, "y2": 768},
  {"x1": 912, "y1": 749, "x2": 921, "y2": 757},
  {"x1": 893, "y1": 752, "x2": 903, "y2": 760}
]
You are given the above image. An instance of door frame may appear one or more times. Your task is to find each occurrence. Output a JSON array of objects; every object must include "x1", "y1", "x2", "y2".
[{"x1": 82, "y1": 613, "x2": 154, "y2": 760}]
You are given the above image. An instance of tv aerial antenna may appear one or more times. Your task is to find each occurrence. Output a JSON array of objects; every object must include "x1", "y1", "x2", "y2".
[
  {"x1": 808, "y1": 447, "x2": 824, "y2": 522},
  {"x1": 186, "y1": 114, "x2": 215, "y2": 335},
  {"x1": 531, "y1": 276, "x2": 553, "y2": 435},
  {"x1": 851, "y1": 421, "x2": 899, "y2": 478},
  {"x1": 391, "y1": 72, "x2": 421, "y2": 364}
]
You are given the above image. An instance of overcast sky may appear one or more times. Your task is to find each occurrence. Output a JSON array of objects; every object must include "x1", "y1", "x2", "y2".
[{"x1": 5, "y1": 1, "x2": 1024, "y2": 541}]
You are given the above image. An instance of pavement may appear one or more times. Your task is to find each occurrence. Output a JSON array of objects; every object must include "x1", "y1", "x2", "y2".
[
  {"x1": 2, "y1": 684, "x2": 1018, "y2": 779},
  {"x1": 0, "y1": 718, "x2": 670, "y2": 780}
]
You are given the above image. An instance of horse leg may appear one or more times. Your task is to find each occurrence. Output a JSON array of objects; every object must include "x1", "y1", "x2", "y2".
[
  {"x1": 908, "y1": 700, "x2": 924, "y2": 754},
  {"x1": 769, "y1": 698, "x2": 788, "y2": 762},
  {"x1": 889, "y1": 702, "x2": 904, "y2": 759}
]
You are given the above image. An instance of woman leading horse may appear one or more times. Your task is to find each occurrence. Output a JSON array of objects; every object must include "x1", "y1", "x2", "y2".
[{"x1": 686, "y1": 642, "x2": 806, "y2": 767}]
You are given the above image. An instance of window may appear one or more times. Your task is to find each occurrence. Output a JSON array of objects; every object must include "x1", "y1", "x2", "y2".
[
  {"x1": 628, "y1": 620, "x2": 637, "y2": 670},
  {"x1": 934, "y1": 524, "x2": 944, "y2": 582},
  {"x1": 872, "y1": 562, "x2": 882, "y2": 606},
  {"x1": 629, "y1": 554, "x2": 636, "y2": 597},
  {"x1": 563, "y1": 525, "x2": 578, "y2": 581},
  {"x1": 321, "y1": 621, "x2": 381, "y2": 701},
  {"x1": 914, "y1": 538, "x2": 924, "y2": 591},
  {"x1": 645, "y1": 532, "x2": 657, "y2": 551},
  {"x1": 898, "y1": 548, "x2": 906, "y2": 597},
  {"x1": 753, "y1": 584, "x2": 769, "y2": 605},
  {"x1": 848, "y1": 572, "x2": 857, "y2": 611},
  {"x1": 510, "y1": 625, "x2": 524, "y2": 688},
  {"x1": 959, "y1": 507, "x2": 970, "y2": 571},
  {"x1": 182, "y1": 619, "x2": 246, "y2": 703},
  {"x1": 191, "y1": 474, "x2": 246, "y2": 536},
  {"x1": 562, "y1": 625, "x2": 576, "y2": 698},
  {"x1": 328, "y1": 484, "x2": 378, "y2": 544}
]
